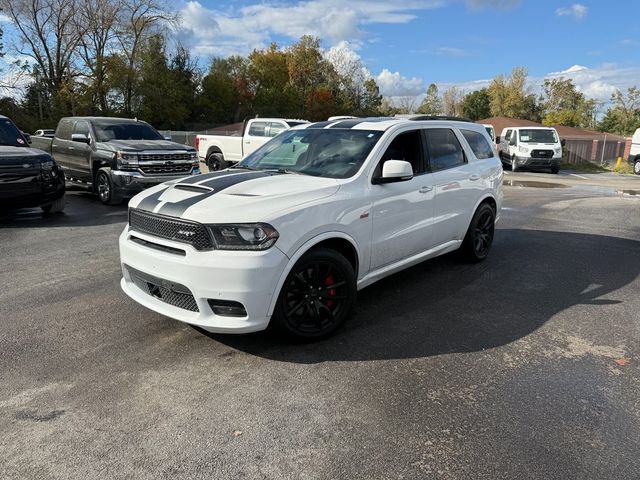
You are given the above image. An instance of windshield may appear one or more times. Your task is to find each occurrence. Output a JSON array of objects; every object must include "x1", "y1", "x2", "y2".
[
  {"x1": 93, "y1": 121, "x2": 163, "y2": 142},
  {"x1": 0, "y1": 118, "x2": 27, "y2": 147},
  {"x1": 238, "y1": 128, "x2": 383, "y2": 179},
  {"x1": 519, "y1": 129, "x2": 558, "y2": 143}
]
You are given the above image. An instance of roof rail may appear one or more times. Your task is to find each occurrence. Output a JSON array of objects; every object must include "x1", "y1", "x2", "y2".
[{"x1": 401, "y1": 115, "x2": 474, "y2": 123}]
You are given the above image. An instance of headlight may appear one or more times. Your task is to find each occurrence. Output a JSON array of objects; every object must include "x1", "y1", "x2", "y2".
[
  {"x1": 40, "y1": 160, "x2": 55, "y2": 169},
  {"x1": 116, "y1": 151, "x2": 139, "y2": 169},
  {"x1": 518, "y1": 145, "x2": 529, "y2": 154},
  {"x1": 554, "y1": 147, "x2": 562, "y2": 155},
  {"x1": 189, "y1": 151, "x2": 197, "y2": 160},
  {"x1": 206, "y1": 223, "x2": 279, "y2": 250}
]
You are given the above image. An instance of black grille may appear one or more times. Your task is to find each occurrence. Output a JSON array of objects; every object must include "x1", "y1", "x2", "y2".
[
  {"x1": 125, "y1": 264, "x2": 199, "y2": 312},
  {"x1": 139, "y1": 153, "x2": 192, "y2": 161},
  {"x1": 139, "y1": 164, "x2": 192, "y2": 175},
  {"x1": 129, "y1": 209, "x2": 214, "y2": 250},
  {"x1": 531, "y1": 149, "x2": 554, "y2": 158}
]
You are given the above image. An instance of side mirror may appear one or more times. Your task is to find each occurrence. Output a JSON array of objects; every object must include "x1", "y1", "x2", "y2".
[
  {"x1": 71, "y1": 133, "x2": 90, "y2": 144},
  {"x1": 373, "y1": 160, "x2": 414, "y2": 184},
  {"x1": 22, "y1": 132, "x2": 32, "y2": 144},
  {"x1": 509, "y1": 137, "x2": 517, "y2": 146},
  {"x1": 495, "y1": 136, "x2": 500, "y2": 144},
  {"x1": 561, "y1": 138, "x2": 566, "y2": 147}
]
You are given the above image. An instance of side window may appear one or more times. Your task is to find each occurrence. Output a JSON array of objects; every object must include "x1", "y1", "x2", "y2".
[
  {"x1": 248, "y1": 121, "x2": 268, "y2": 137},
  {"x1": 425, "y1": 128, "x2": 466, "y2": 171},
  {"x1": 461, "y1": 129, "x2": 493, "y2": 159},
  {"x1": 267, "y1": 122, "x2": 286, "y2": 137},
  {"x1": 504, "y1": 129, "x2": 512, "y2": 141},
  {"x1": 56, "y1": 120, "x2": 73, "y2": 140},
  {"x1": 373, "y1": 130, "x2": 423, "y2": 179},
  {"x1": 74, "y1": 121, "x2": 90, "y2": 137}
]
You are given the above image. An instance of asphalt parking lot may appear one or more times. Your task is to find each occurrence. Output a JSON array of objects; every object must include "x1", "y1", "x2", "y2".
[{"x1": 1, "y1": 172, "x2": 639, "y2": 479}]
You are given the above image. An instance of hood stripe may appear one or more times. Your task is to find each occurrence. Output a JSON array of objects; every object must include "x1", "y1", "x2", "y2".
[{"x1": 155, "y1": 171, "x2": 276, "y2": 217}]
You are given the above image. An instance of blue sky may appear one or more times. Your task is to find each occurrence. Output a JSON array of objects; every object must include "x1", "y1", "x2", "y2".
[{"x1": 2, "y1": 0, "x2": 640, "y2": 102}]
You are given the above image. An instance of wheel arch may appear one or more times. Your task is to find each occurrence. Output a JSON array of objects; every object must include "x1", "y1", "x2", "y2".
[
  {"x1": 267, "y1": 232, "x2": 361, "y2": 317},
  {"x1": 206, "y1": 146, "x2": 223, "y2": 159}
]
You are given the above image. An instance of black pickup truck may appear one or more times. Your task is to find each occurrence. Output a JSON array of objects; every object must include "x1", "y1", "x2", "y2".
[
  {"x1": 0, "y1": 115, "x2": 65, "y2": 213},
  {"x1": 32, "y1": 117, "x2": 200, "y2": 205}
]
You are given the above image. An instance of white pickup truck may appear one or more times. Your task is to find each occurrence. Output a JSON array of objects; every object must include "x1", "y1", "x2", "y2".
[{"x1": 195, "y1": 118, "x2": 308, "y2": 171}]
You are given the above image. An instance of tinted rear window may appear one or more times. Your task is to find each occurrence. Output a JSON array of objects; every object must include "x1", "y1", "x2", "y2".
[{"x1": 462, "y1": 129, "x2": 494, "y2": 159}]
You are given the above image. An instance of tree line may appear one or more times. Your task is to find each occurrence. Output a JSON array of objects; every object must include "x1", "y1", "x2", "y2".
[{"x1": 0, "y1": 1, "x2": 638, "y2": 136}]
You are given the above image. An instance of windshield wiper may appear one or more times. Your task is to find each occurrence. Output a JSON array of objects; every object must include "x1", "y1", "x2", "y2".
[
  {"x1": 263, "y1": 168, "x2": 306, "y2": 175},
  {"x1": 230, "y1": 165, "x2": 259, "y2": 171}
]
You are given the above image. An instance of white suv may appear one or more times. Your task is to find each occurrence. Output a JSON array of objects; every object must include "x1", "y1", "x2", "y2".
[{"x1": 119, "y1": 117, "x2": 503, "y2": 339}]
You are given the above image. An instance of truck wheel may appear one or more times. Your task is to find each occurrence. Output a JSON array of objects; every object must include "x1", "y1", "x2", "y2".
[
  {"x1": 41, "y1": 194, "x2": 66, "y2": 214},
  {"x1": 207, "y1": 153, "x2": 227, "y2": 171},
  {"x1": 96, "y1": 169, "x2": 122, "y2": 206},
  {"x1": 551, "y1": 164, "x2": 560, "y2": 174},
  {"x1": 634, "y1": 160, "x2": 640, "y2": 175}
]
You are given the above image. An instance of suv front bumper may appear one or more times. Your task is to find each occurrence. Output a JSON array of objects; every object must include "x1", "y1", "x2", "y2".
[
  {"x1": 112, "y1": 167, "x2": 201, "y2": 197},
  {"x1": 119, "y1": 228, "x2": 289, "y2": 333}
]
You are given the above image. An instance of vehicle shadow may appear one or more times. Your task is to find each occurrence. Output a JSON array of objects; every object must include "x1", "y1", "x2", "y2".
[
  {"x1": 206, "y1": 228, "x2": 639, "y2": 363},
  {"x1": 0, "y1": 191, "x2": 128, "y2": 229}
]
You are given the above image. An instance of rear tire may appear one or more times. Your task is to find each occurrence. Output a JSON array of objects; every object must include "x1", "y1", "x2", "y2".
[
  {"x1": 271, "y1": 248, "x2": 357, "y2": 340},
  {"x1": 460, "y1": 203, "x2": 496, "y2": 263},
  {"x1": 207, "y1": 152, "x2": 227, "y2": 171},
  {"x1": 634, "y1": 160, "x2": 640, "y2": 175},
  {"x1": 41, "y1": 194, "x2": 65, "y2": 214}
]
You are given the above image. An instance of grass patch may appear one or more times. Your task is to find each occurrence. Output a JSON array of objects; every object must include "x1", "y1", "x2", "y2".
[
  {"x1": 560, "y1": 162, "x2": 609, "y2": 173},
  {"x1": 611, "y1": 161, "x2": 634, "y2": 175}
]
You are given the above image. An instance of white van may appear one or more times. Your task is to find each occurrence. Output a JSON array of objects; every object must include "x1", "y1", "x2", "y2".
[
  {"x1": 499, "y1": 126, "x2": 563, "y2": 173},
  {"x1": 629, "y1": 128, "x2": 640, "y2": 175}
]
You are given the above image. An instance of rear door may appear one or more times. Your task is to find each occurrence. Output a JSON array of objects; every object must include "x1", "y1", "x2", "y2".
[
  {"x1": 51, "y1": 119, "x2": 76, "y2": 175},
  {"x1": 427, "y1": 127, "x2": 481, "y2": 247},
  {"x1": 370, "y1": 129, "x2": 435, "y2": 270}
]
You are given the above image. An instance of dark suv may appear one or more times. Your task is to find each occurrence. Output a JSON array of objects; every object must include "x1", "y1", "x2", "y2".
[{"x1": 0, "y1": 116, "x2": 65, "y2": 214}]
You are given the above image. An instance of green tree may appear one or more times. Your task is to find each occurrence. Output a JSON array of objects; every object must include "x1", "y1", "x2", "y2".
[
  {"x1": 417, "y1": 83, "x2": 442, "y2": 115},
  {"x1": 540, "y1": 78, "x2": 595, "y2": 128},
  {"x1": 488, "y1": 67, "x2": 540, "y2": 120},
  {"x1": 461, "y1": 88, "x2": 491, "y2": 120},
  {"x1": 248, "y1": 43, "x2": 296, "y2": 117},
  {"x1": 598, "y1": 87, "x2": 640, "y2": 135},
  {"x1": 360, "y1": 79, "x2": 383, "y2": 116},
  {"x1": 197, "y1": 56, "x2": 251, "y2": 125}
]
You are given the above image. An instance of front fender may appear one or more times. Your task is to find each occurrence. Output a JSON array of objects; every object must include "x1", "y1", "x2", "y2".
[{"x1": 268, "y1": 231, "x2": 361, "y2": 316}]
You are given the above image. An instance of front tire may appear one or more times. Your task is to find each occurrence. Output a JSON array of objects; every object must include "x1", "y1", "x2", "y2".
[
  {"x1": 460, "y1": 203, "x2": 496, "y2": 263},
  {"x1": 551, "y1": 164, "x2": 560, "y2": 174},
  {"x1": 634, "y1": 160, "x2": 640, "y2": 175},
  {"x1": 206, "y1": 152, "x2": 227, "y2": 171},
  {"x1": 96, "y1": 169, "x2": 121, "y2": 205},
  {"x1": 41, "y1": 194, "x2": 65, "y2": 214},
  {"x1": 271, "y1": 248, "x2": 357, "y2": 340}
]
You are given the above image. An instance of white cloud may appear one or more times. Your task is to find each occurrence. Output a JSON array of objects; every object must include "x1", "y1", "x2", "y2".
[
  {"x1": 375, "y1": 68, "x2": 425, "y2": 96},
  {"x1": 556, "y1": 4, "x2": 588, "y2": 19},
  {"x1": 177, "y1": 0, "x2": 444, "y2": 57}
]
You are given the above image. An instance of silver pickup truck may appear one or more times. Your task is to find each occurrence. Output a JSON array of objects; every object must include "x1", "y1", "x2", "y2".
[{"x1": 32, "y1": 116, "x2": 200, "y2": 205}]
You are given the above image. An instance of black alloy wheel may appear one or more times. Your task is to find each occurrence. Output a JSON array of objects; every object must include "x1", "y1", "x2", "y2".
[
  {"x1": 461, "y1": 203, "x2": 495, "y2": 262},
  {"x1": 273, "y1": 248, "x2": 356, "y2": 339},
  {"x1": 207, "y1": 152, "x2": 226, "y2": 171}
]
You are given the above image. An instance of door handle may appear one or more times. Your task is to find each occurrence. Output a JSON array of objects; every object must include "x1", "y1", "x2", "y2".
[
  {"x1": 419, "y1": 186, "x2": 433, "y2": 193},
  {"x1": 68, "y1": 146, "x2": 75, "y2": 150},
  {"x1": 469, "y1": 174, "x2": 480, "y2": 181}
]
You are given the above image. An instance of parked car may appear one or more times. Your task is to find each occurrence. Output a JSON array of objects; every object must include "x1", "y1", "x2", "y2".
[
  {"x1": 629, "y1": 127, "x2": 640, "y2": 175},
  {"x1": 195, "y1": 118, "x2": 308, "y2": 171},
  {"x1": 0, "y1": 115, "x2": 65, "y2": 213},
  {"x1": 31, "y1": 117, "x2": 200, "y2": 205},
  {"x1": 34, "y1": 129, "x2": 55, "y2": 137},
  {"x1": 483, "y1": 124, "x2": 496, "y2": 143},
  {"x1": 499, "y1": 126, "x2": 563, "y2": 173},
  {"x1": 120, "y1": 116, "x2": 503, "y2": 339}
]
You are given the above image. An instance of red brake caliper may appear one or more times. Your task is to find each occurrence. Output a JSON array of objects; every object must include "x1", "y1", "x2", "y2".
[{"x1": 325, "y1": 275, "x2": 336, "y2": 308}]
